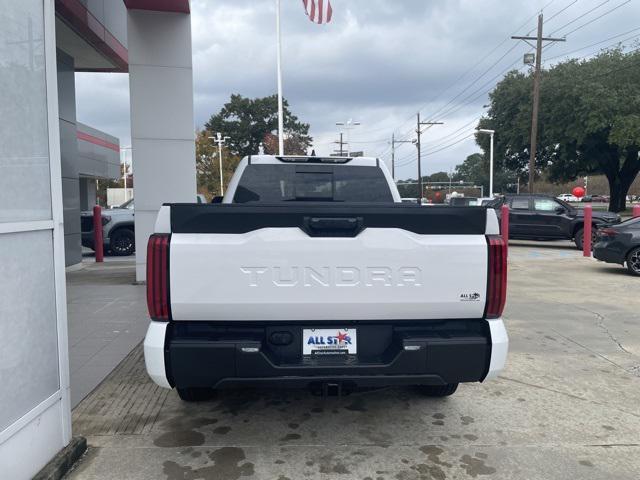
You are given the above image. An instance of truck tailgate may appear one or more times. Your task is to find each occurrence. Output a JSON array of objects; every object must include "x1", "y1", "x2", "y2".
[{"x1": 167, "y1": 204, "x2": 491, "y2": 322}]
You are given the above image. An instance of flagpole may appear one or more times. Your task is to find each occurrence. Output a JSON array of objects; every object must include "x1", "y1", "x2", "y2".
[{"x1": 276, "y1": 0, "x2": 285, "y2": 155}]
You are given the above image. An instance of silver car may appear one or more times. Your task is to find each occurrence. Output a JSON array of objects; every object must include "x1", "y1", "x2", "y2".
[{"x1": 81, "y1": 199, "x2": 135, "y2": 256}]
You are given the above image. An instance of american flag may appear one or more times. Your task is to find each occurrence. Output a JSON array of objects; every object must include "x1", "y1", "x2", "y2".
[{"x1": 302, "y1": 0, "x2": 333, "y2": 24}]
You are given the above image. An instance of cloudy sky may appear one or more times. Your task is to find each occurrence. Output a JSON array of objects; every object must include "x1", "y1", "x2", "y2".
[{"x1": 76, "y1": 0, "x2": 640, "y2": 181}]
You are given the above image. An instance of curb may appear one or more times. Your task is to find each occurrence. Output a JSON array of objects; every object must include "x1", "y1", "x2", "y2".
[{"x1": 33, "y1": 436, "x2": 87, "y2": 480}]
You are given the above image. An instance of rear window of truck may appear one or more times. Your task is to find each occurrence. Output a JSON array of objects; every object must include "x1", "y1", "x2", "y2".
[{"x1": 233, "y1": 164, "x2": 394, "y2": 203}]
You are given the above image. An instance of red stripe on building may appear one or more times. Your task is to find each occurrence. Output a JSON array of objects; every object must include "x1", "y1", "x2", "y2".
[
  {"x1": 77, "y1": 131, "x2": 120, "y2": 153},
  {"x1": 124, "y1": 0, "x2": 190, "y2": 14},
  {"x1": 55, "y1": 0, "x2": 128, "y2": 72}
]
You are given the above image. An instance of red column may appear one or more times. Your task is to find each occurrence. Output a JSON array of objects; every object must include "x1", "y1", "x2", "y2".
[
  {"x1": 633, "y1": 204, "x2": 640, "y2": 218},
  {"x1": 93, "y1": 205, "x2": 104, "y2": 263},
  {"x1": 583, "y1": 204, "x2": 593, "y2": 257},
  {"x1": 501, "y1": 204, "x2": 510, "y2": 253}
]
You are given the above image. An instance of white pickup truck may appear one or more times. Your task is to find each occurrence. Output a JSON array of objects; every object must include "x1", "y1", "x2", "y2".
[{"x1": 143, "y1": 155, "x2": 508, "y2": 401}]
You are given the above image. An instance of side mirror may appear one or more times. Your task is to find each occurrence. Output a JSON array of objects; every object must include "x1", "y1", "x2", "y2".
[
  {"x1": 211, "y1": 196, "x2": 223, "y2": 204},
  {"x1": 555, "y1": 206, "x2": 565, "y2": 214}
]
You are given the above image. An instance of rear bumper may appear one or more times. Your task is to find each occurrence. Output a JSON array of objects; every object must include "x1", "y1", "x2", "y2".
[
  {"x1": 593, "y1": 241, "x2": 626, "y2": 264},
  {"x1": 144, "y1": 319, "x2": 508, "y2": 390}
]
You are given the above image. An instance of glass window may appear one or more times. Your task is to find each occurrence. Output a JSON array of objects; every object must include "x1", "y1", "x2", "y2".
[
  {"x1": 0, "y1": 230, "x2": 59, "y2": 431},
  {"x1": 295, "y1": 172, "x2": 333, "y2": 200},
  {"x1": 510, "y1": 198, "x2": 530, "y2": 210},
  {"x1": 233, "y1": 164, "x2": 394, "y2": 203},
  {"x1": 0, "y1": 0, "x2": 52, "y2": 223},
  {"x1": 534, "y1": 198, "x2": 559, "y2": 212}
]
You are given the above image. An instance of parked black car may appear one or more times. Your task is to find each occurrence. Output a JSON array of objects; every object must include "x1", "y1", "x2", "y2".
[
  {"x1": 594, "y1": 217, "x2": 640, "y2": 276},
  {"x1": 581, "y1": 194, "x2": 609, "y2": 203},
  {"x1": 490, "y1": 194, "x2": 621, "y2": 250}
]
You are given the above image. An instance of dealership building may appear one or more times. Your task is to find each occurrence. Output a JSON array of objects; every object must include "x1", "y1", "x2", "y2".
[{"x1": 0, "y1": 1, "x2": 196, "y2": 478}]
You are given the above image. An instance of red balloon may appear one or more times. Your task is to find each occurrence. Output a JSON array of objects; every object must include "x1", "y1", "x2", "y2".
[{"x1": 572, "y1": 186, "x2": 586, "y2": 198}]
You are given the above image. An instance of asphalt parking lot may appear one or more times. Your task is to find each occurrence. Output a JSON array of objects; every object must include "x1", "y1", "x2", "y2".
[{"x1": 66, "y1": 242, "x2": 640, "y2": 480}]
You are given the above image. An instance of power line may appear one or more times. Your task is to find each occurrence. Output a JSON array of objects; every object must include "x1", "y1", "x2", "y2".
[
  {"x1": 425, "y1": 44, "x2": 521, "y2": 123},
  {"x1": 544, "y1": 0, "x2": 579, "y2": 24},
  {"x1": 415, "y1": 0, "x2": 557, "y2": 122},
  {"x1": 546, "y1": 27, "x2": 640, "y2": 61},
  {"x1": 428, "y1": 125, "x2": 480, "y2": 151},
  {"x1": 424, "y1": 134, "x2": 476, "y2": 156},
  {"x1": 562, "y1": 0, "x2": 632, "y2": 37},
  {"x1": 367, "y1": 0, "x2": 558, "y2": 143},
  {"x1": 549, "y1": 0, "x2": 611, "y2": 35}
]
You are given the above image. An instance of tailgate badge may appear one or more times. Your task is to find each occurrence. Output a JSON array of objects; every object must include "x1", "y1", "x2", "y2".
[{"x1": 460, "y1": 292, "x2": 481, "y2": 302}]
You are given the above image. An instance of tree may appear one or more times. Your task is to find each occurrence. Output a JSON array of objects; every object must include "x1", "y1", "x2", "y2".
[
  {"x1": 478, "y1": 49, "x2": 640, "y2": 212},
  {"x1": 195, "y1": 130, "x2": 242, "y2": 198},
  {"x1": 426, "y1": 171, "x2": 450, "y2": 183},
  {"x1": 454, "y1": 153, "x2": 519, "y2": 195},
  {"x1": 262, "y1": 132, "x2": 310, "y2": 156},
  {"x1": 204, "y1": 94, "x2": 312, "y2": 158}
]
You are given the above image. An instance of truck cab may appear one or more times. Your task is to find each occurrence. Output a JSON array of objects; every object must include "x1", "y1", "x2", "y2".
[{"x1": 223, "y1": 155, "x2": 401, "y2": 204}]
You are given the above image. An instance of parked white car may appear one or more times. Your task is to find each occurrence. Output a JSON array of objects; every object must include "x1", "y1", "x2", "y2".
[{"x1": 557, "y1": 193, "x2": 579, "y2": 202}]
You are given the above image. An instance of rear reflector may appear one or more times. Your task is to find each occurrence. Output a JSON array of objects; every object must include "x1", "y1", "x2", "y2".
[
  {"x1": 147, "y1": 234, "x2": 171, "y2": 321},
  {"x1": 486, "y1": 235, "x2": 507, "y2": 319}
]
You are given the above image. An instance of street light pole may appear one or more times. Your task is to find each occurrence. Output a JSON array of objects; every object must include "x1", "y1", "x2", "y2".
[
  {"x1": 336, "y1": 119, "x2": 361, "y2": 156},
  {"x1": 276, "y1": 0, "x2": 285, "y2": 155},
  {"x1": 209, "y1": 133, "x2": 230, "y2": 196},
  {"x1": 478, "y1": 129, "x2": 495, "y2": 197},
  {"x1": 120, "y1": 146, "x2": 132, "y2": 202}
]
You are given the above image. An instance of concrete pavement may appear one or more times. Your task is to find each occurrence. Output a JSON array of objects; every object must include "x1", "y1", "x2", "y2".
[
  {"x1": 65, "y1": 244, "x2": 640, "y2": 479},
  {"x1": 66, "y1": 255, "x2": 148, "y2": 407}
]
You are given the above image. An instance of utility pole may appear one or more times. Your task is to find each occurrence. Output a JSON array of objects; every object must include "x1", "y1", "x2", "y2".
[
  {"x1": 390, "y1": 133, "x2": 413, "y2": 181},
  {"x1": 512, "y1": 14, "x2": 565, "y2": 193},
  {"x1": 209, "y1": 133, "x2": 230, "y2": 196},
  {"x1": 416, "y1": 113, "x2": 444, "y2": 203},
  {"x1": 333, "y1": 133, "x2": 346, "y2": 156}
]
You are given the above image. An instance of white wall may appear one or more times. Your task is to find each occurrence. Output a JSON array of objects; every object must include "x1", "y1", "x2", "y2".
[
  {"x1": 0, "y1": 1, "x2": 71, "y2": 478},
  {"x1": 107, "y1": 187, "x2": 133, "y2": 207},
  {"x1": 127, "y1": 9, "x2": 196, "y2": 281}
]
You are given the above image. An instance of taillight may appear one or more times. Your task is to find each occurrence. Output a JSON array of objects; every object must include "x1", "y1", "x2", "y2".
[
  {"x1": 486, "y1": 235, "x2": 507, "y2": 319},
  {"x1": 598, "y1": 228, "x2": 618, "y2": 238},
  {"x1": 147, "y1": 234, "x2": 171, "y2": 321}
]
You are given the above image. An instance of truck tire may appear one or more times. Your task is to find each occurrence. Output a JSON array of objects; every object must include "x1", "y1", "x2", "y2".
[
  {"x1": 574, "y1": 227, "x2": 597, "y2": 251},
  {"x1": 110, "y1": 229, "x2": 135, "y2": 256},
  {"x1": 177, "y1": 387, "x2": 216, "y2": 402},
  {"x1": 627, "y1": 247, "x2": 640, "y2": 276},
  {"x1": 416, "y1": 383, "x2": 458, "y2": 397}
]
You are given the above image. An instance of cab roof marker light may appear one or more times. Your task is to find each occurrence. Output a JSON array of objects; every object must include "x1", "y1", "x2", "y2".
[{"x1": 276, "y1": 156, "x2": 352, "y2": 164}]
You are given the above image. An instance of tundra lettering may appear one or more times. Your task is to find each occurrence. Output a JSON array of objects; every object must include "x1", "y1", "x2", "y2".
[{"x1": 240, "y1": 266, "x2": 423, "y2": 287}]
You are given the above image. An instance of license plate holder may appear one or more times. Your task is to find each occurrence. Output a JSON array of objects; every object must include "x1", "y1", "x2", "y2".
[{"x1": 303, "y1": 328, "x2": 357, "y2": 356}]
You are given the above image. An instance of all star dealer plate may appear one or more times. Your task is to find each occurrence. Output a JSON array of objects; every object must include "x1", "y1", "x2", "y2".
[{"x1": 303, "y1": 328, "x2": 357, "y2": 355}]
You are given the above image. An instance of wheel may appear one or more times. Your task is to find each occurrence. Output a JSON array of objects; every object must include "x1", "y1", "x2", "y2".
[
  {"x1": 627, "y1": 247, "x2": 640, "y2": 276},
  {"x1": 176, "y1": 387, "x2": 216, "y2": 402},
  {"x1": 416, "y1": 383, "x2": 459, "y2": 397},
  {"x1": 109, "y1": 229, "x2": 135, "y2": 256},
  {"x1": 574, "y1": 227, "x2": 597, "y2": 250}
]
